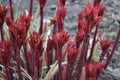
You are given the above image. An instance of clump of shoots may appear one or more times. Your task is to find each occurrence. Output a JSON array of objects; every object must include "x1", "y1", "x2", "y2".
[{"x1": 0, "y1": 0, "x2": 119, "y2": 80}]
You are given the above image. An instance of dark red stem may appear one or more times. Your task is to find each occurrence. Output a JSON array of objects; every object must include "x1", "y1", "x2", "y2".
[
  {"x1": 77, "y1": 38, "x2": 88, "y2": 80},
  {"x1": 9, "y1": 0, "x2": 14, "y2": 20},
  {"x1": 23, "y1": 44, "x2": 31, "y2": 76},
  {"x1": 53, "y1": 24, "x2": 57, "y2": 35},
  {"x1": 0, "y1": 28, "x2": 4, "y2": 41},
  {"x1": 66, "y1": 63, "x2": 70, "y2": 80},
  {"x1": 77, "y1": 26, "x2": 90, "y2": 80},
  {"x1": 29, "y1": 0, "x2": 33, "y2": 16},
  {"x1": 32, "y1": 48, "x2": 36, "y2": 80},
  {"x1": 16, "y1": 47, "x2": 23, "y2": 80},
  {"x1": 66, "y1": 62, "x2": 74, "y2": 80},
  {"x1": 99, "y1": 51, "x2": 106, "y2": 62},
  {"x1": 47, "y1": 51, "x2": 53, "y2": 72},
  {"x1": 36, "y1": 58, "x2": 40, "y2": 78},
  {"x1": 39, "y1": 7, "x2": 44, "y2": 35},
  {"x1": 57, "y1": 45, "x2": 62, "y2": 80},
  {"x1": 84, "y1": 38, "x2": 89, "y2": 61},
  {"x1": 58, "y1": 21, "x2": 63, "y2": 32},
  {"x1": 88, "y1": 24, "x2": 99, "y2": 62},
  {"x1": 5, "y1": 65, "x2": 12, "y2": 80},
  {"x1": 105, "y1": 27, "x2": 120, "y2": 68}
]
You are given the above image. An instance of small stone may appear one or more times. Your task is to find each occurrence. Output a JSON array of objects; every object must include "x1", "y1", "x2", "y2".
[
  {"x1": 111, "y1": 68, "x2": 120, "y2": 78},
  {"x1": 50, "y1": 5, "x2": 56, "y2": 11},
  {"x1": 99, "y1": 71, "x2": 113, "y2": 80}
]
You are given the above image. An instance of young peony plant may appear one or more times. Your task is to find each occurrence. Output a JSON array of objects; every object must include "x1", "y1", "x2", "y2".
[{"x1": 0, "y1": 0, "x2": 120, "y2": 80}]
